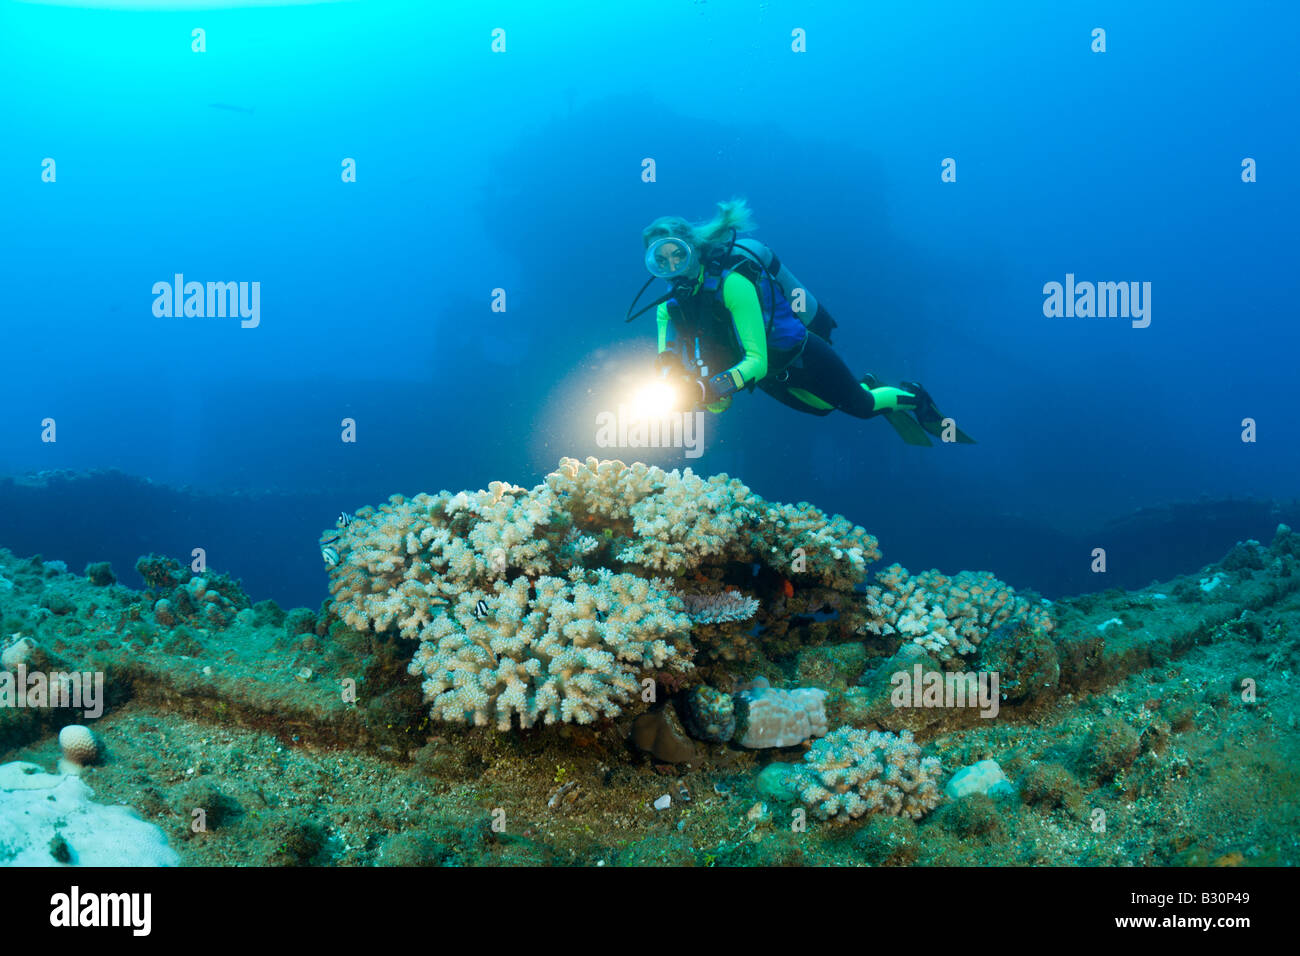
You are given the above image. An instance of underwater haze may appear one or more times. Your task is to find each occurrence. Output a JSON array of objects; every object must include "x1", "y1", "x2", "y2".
[
  {"x1": 0, "y1": 0, "x2": 1297, "y2": 875},
  {"x1": 1, "y1": 1, "x2": 1297, "y2": 603}
]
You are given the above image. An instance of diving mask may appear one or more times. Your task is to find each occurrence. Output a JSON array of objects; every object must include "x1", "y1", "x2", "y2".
[{"x1": 644, "y1": 236, "x2": 698, "y2": 280}]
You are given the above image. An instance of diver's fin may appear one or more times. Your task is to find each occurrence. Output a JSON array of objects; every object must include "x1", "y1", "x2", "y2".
[
  {"x1": 881, "y1": 409, "x2": 934, "y2": 446},
  {"x1": 899, "y1": 381, "x2": 977, "y2": 444},
  {"x1": 950, "y1": 423, "x2": 978, "y2": 444},
  {"x1": 860, "y1": 374, "x2": 933, "y2": 446},
  {"x1": 919, "y1": 414, "x2": 977, "y2": 444}
]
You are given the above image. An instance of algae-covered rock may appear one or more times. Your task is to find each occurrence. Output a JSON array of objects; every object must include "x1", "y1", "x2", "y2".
[
  {"x1": 755, "y1": 761, "x2": 800, "y2": 803},
  {"x1": 830, "y1": 686, "x2": 877, "y2": 728},
  {"x1": 84, "y1": 562, "x2": 116, "y2": 587},
  {"x1": 153, "y1": 598, "x2": 176, "y2": 628},
  {"x1": 38, "y1": 591, "x2": 76, "y2": 616},
  {"x1": 135, "y1": 554, "x2": 188, "y2": 592},
  {"x1": 380, "y1": 830, "x2": 451, "y2": 866},
  {"x1": 1019, "y1": 761, "x2": 1085, "y2": 815},
  {"x1": 1270, "y1": 523, "x2": 1298, "y2": 558},
  {"x1": 251, "y1": 599, "x2": 286, "y2": 629},
  {"x1": 261, "y1": 814, "x2": 329, "y2": 866},
  {"x1": 1054, "y1": 629, "x2": 1104, "y2": 689},
  {"x1": 161, "y1": 626, "x2": 204, "y2": 657},
  {"x1": 851, "y1": 645, "x2": 948, "y2": 733},
  {"x1": 284, "y1": 607, "x2": 317, "y2": 638},
  {"x1": 1220, "y1": 540, "x2": 1266, "y2": 572},
  {"x1": 976, "y1": 623, "x2": 1060, "y2": 703},
  {"x1": 794, "y1": 642, "x2": 869, "y2": 691},
  {"x1": 934, "y1": 792, "x2": 1008, "y2": 841},
  {"x1": 1079, "y1": 716, "x2": 1141, "y2": 782},
  {"x1": 172, "y1": 779, "x2": 243, "y2": 831},
  {"x1": 850, "y1": 815, "x2": 921, "y2": 866}
]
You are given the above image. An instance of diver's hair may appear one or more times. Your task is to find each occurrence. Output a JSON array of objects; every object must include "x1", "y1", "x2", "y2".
[{"x1": 641, "y1": 198, "x2": 757, "y2": 261}]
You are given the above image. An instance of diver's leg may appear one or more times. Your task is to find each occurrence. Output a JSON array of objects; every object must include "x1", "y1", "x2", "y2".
[
  {"x1": 780, "y1": 336, "x2": 948, "y2": 445},
  {"x1": 758, "y1": 378, "x2": 836, "y2": 416},
  {"x1": 780, "y1": 334, "x2": 880, "y2": 419},
  {"x1": 861, "y1": 373, "x2": 976, "y2": 444}
]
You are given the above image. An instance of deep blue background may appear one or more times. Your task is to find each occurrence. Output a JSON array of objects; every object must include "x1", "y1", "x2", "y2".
[{"x1": 1, "y1": 1, "x2": 1295, "y2": 606}]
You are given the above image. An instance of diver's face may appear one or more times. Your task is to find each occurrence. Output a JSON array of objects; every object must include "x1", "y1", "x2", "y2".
[{"x1": 654, "y1": 240, "x2": 690, "y2": 277}]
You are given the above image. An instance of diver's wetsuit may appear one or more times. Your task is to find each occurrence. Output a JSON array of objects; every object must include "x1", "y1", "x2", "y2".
[
  {"x1": 651, "y1": 239, "x2": 972, "y2": 445},
  {"x1": 656, "y1": 260, "x2": 898, "y2": 419},
  {"x1": 759, "y1": 332, "x2": 878, "y2": 418}
]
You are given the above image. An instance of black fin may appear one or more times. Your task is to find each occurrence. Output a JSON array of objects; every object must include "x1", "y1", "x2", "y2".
[{"x1": 881, "y1": 410, "x2": 934, "y2": 446}]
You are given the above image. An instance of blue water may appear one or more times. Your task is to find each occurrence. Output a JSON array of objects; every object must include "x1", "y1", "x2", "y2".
[{"x1": 1, "y1": 0, "x2": 1296, "y2": 608}]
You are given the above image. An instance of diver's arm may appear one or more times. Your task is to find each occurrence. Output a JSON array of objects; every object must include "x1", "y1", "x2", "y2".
[
  {"x1": 715, "y1": 271, "x2": 768, "y2": 391},
  {"x1": 656, "y1": 301, "x2": 672, "y2": 355},
  {"x1": 686, "y1": 273, "x2": 767, "y2": 411}
]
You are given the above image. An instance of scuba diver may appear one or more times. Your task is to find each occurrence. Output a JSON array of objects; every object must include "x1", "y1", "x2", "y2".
[{"x1": 625, "y1": 198, "x2": 975, "y2": 446}]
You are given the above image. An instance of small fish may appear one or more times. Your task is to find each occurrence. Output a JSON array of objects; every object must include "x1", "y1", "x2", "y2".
[
  {"x1": 780, "y1": 577, "x2": 794, "y2": 599},
  {"x1": 474, "y1": 599, "x2": 489, "y2": 619},
  {"x1": 321, "y1": 547, "x2": 339, "y2": 567},
  {"x1": 336, "y1": 512, "x2": 352, "y2": 529}
]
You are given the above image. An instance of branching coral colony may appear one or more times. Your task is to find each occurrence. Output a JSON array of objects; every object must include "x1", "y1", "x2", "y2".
[{"x1": 321, "y1": 458, "x2": 1053, "y2": 747}]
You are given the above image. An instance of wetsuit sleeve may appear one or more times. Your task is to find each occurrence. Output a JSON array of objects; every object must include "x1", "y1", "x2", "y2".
[
  {"x1": 719, "y1": 272, "x2": 768, "y2": 388},
  {"x1": 656, "y1": 302, "x2": 671, "y2": 355}
]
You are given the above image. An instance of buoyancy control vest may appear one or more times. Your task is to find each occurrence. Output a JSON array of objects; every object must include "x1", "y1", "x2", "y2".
[{"x1": 664, "y1": 235, "x2": 813, "y2": 378}]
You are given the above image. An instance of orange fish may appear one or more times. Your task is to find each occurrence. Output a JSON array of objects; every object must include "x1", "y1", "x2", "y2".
[{"x1": 780, "y1": 577, "x2": 794, "y2": 598}]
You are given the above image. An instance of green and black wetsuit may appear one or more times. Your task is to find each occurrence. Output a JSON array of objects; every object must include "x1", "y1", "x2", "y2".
[{"x1": 655, "y1": 240, "x2": 923, "y2": 423}]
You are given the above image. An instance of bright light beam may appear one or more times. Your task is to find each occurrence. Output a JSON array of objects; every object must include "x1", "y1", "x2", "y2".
[{"x1": 629, "y1": 380, "x2": 680, "y2": 420}]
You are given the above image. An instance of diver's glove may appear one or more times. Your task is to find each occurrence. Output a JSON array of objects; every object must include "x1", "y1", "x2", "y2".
[
  {"x1": 685, "y1": 378, "x2": 731, "y2": 413},
  {"x1": 696, "y1": 370, "x2": 738, "y2": 406},
  {"x1": 683, "y1": 373, "x2": 738, "y2": 413}
]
